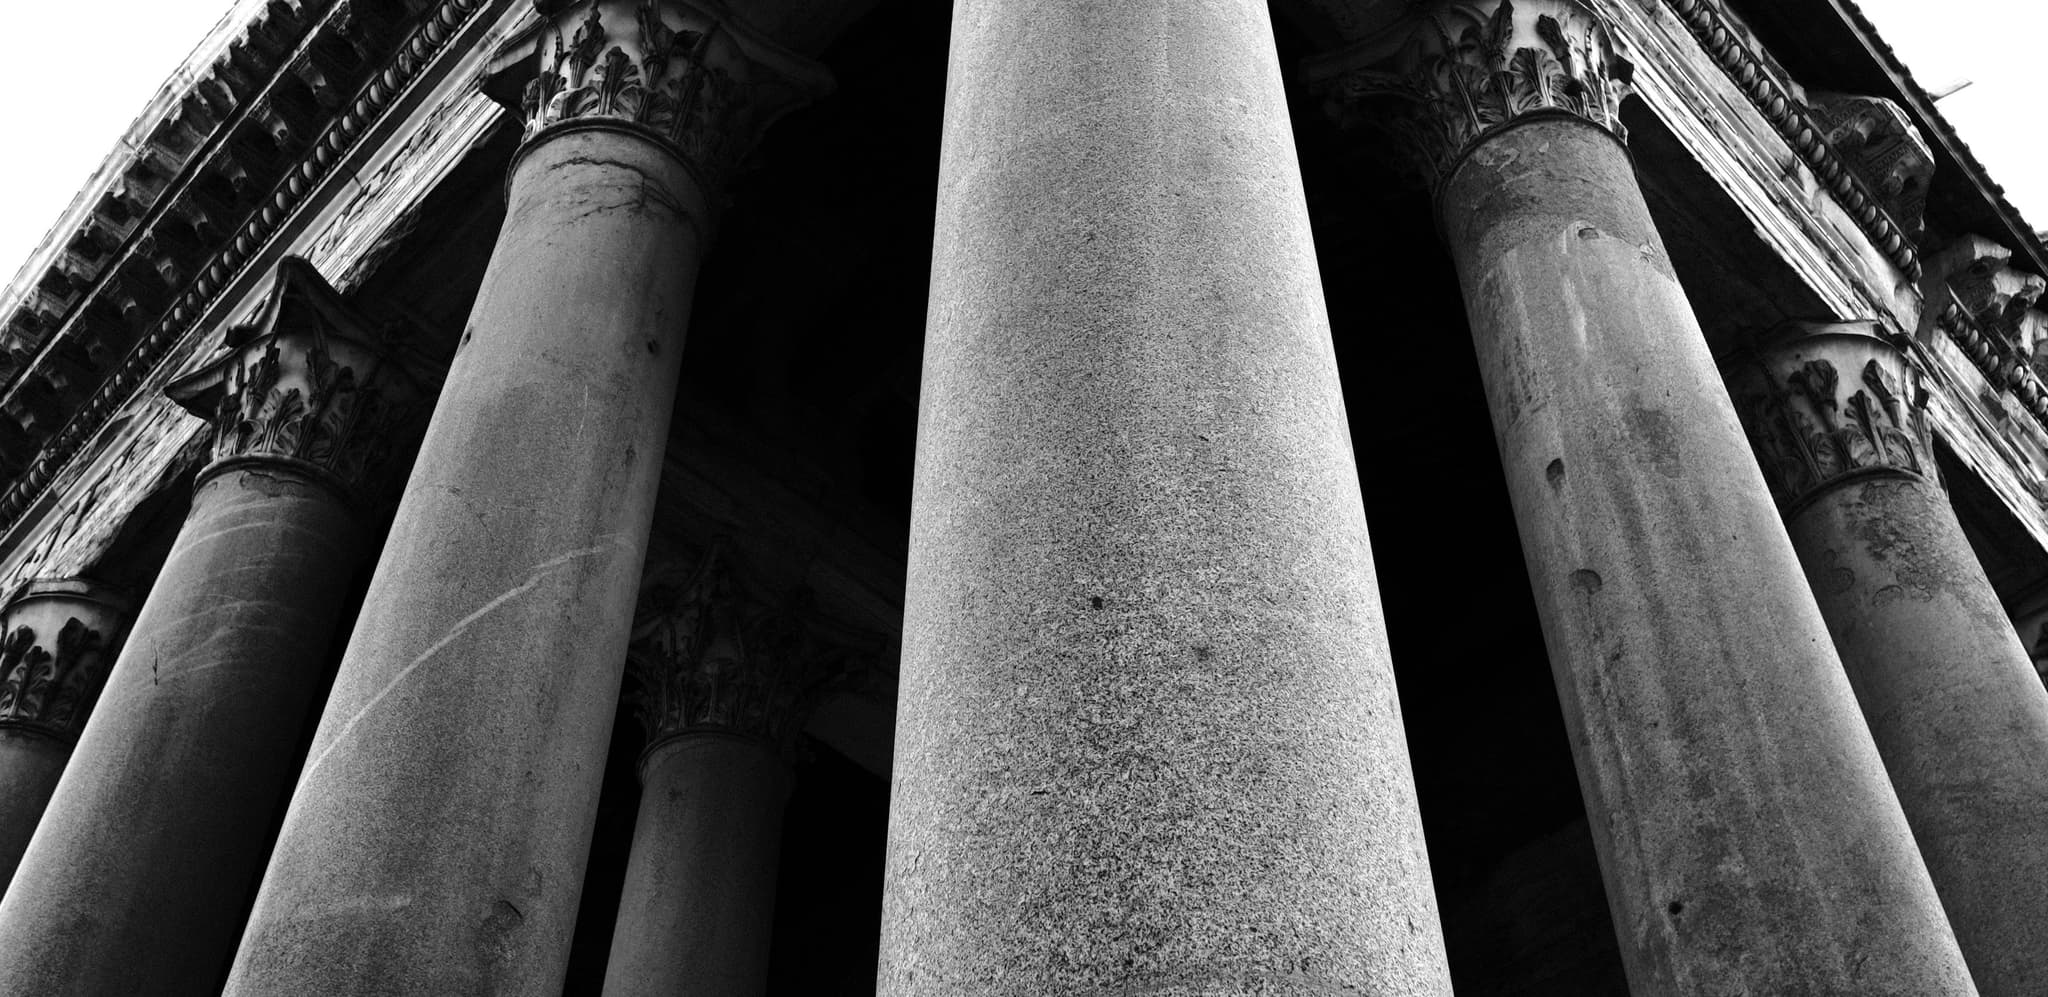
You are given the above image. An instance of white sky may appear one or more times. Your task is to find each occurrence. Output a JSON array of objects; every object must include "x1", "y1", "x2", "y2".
[
  {"x1": 1855, "y1": 0, "x2": 2048, "y2": 234},
  {"x1": 0, "y1": 2, "x2": 2039, "y2": 285},
  {"x1": 0, "y1": 2, "x2": 245, "y2": 287}
]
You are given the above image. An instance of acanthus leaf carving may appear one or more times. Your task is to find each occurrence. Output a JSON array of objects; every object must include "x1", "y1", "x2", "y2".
[
  {"x1": 1734, "y1": 325, "x2": 1934, "y2": 512},
  {"x1": 0, "y1": 580, "x2": 131, "y2": 742},
  {"x1": 514, "y1": 0, "x2": 828, "y2": 185},
  {"x1": 1306, "y1": 0, "x2": 1633, "y2": 188},
  {"x1": 164, "y1": 258, "x2": 425, "y2": 501},
  {"x1": 625, "y1": 549, "x2": 826, "y2": 757}
]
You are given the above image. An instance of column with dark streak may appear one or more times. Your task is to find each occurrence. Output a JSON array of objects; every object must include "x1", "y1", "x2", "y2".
[
  {"x1": 223, "y1": 4, "x2": 826, "y2": 994},
  {"x1": 0, "y1": 259, "x2": 424, "y2": 996},
  {"x1": 877, "y1": 0, "x2": 1454, "y2": 993},
  {"x1": 0, "y1": 579, "x2": 130, "y2": 890},
  {"x1": 1310, "y1": 3, "x2": 1975, "y2": 994},
  {"x1": 1730, "y1": 322, "x2": 2048, "y2": 997}
]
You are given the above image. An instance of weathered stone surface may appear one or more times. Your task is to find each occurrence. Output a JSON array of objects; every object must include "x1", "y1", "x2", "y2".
[
  {"x1": 223, "y1": 128, "x2": 707, "y2": 996},
  {"x1": 1440, "y1": 114, "x2": 1974, "y2": 995},
  {"x1": 1730, "y1": 325, "x2": 2048, "y2": 997},
  {"x1": 0, "y1": 467, "x2": 361, "y2": 995},
  {"x1": 603, "y1": 735, "x2": 790, "y2": 997},
  {"x1": 876, "y1": 1, "x2": 1451, "y2": 994}
]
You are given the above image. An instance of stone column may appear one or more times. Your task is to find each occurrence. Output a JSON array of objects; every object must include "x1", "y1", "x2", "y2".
[
  {"x1": 0, "y1": 259, "x2": 424, "y2": 995},
  {"x1": 223, "y1": 5, "x2": 827, "y2": 994},
  {"x1": 1729, "y1": 321, "x2": 2048, "y2": 996},
  {"x1": 0, "y1": 579, "x2": 130, "y2": 890},
  {"x1": 879, "y1": 1, "x2": 1453, "y2": 994},
  {"x1": 602, "y1": 556, "x2": 805, "y2": 997},
  {"x1": 1309, "y1": 3, "x2": 1975, "y2": 994}
]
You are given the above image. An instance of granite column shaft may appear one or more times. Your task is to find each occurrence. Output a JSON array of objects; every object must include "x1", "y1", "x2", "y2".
[
  {"x1": 1435, "y1": 107, "x2": 1974, "y2": 996},
  {"x1": 0, "y1": 469, "x2": 361, "y2": 994},
  {"x1": 603, "y1": 735, "x2": 790, "y2": 997},
  {"x1": 601, "y1": 557, "x2": 807, "y2": 997},
  {"x1": 877, "y1": 1, "x2": 1452, "y2": 993},
  {"x1": 0, "y1": 258, "x2": 420, "y2": 995},
  {"x1": 223, "y1": 4, "x2": 823, "y2": 992},
  {"x1": 1733, "y1": 326, "x2": 2048, "y2": 997},
  {"x1": 224, "y1": 132, "x2": 698, "y2": 995}
]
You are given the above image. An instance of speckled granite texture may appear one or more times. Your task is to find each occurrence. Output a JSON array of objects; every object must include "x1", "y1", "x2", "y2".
[{"x1": 877, "y1": 2, "x2": 1453, "y2": 994}]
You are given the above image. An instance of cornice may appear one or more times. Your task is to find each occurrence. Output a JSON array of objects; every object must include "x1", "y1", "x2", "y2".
[
  {"x1": 1659, "y1": 0, "x2": 2048, "y2": 436},
  {"x1": 0, "y1": 0, "x2": 498, "y2": 546},
  {"x1": 1661, "y1": 0, "x2": 1917, "y2": 278},
  {"x1": 1824, "y1": 0, "x2": 2048, "y2": 286}
]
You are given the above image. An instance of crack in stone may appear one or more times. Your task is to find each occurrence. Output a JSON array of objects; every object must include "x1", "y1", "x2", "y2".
[{"x1": 296, "y1": 537, "x2": 623, "y2": 782}]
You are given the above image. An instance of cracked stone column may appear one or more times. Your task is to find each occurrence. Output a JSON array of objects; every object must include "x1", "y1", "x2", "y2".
[
  {"x1": 0, "y1": 259, "x2": 425, "y2": 996},
  {"x1": 0, "y1": 579, "x2": 130, "y2": 890},
  {"x1": 601, "y1": 556, "x2": 808, "y2": 997},
  {"x1": 1309, "y1": 3, "x2": 1975, "y2": 994},
  {"x1": 877, "y1": 1, "x2": 1453, "y2": 994},
  {"x1": 1729, "y1": 321, "x2": 2048, "y2": 997},
  {"x1": 223, "y1": 4, "x2": 827, "y2": 994}
]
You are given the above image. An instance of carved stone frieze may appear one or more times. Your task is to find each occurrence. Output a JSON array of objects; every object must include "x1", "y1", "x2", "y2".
[
  {"x1": 1806, "y1": 93, "x2": 1935, "y2": 238},
  {"x1": 625, "y1": 551, "x2": 829, "y2": 756},
  {"x1": 1305, "y1": 0, "x2": 1633, "y2": 187},
  {"x1": 514, "y1": 0, "x2": 831, "y2": 182},
  {"x1": 164, "y1": 258, "x2": 426, "y2": 501},
  {"x1": 1729, "y1": 322, "x2": 1935, "y2": 512},
  {"x1": 0, "y1": 579, "x2": 132, "y2": 742}
]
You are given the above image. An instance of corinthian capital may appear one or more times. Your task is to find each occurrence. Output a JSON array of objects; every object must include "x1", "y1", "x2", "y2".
[
  {"x1": 0, "y1": 580, "x2": 132, "y2": 742},
  {"x1": 1728, "y1": 321, "x2": 1935, "y2": 512},
  {"x1": 165, "y1": 258, "x2": 426, "y2": 502},
  {"x1": 514, "y1": 0, "x2": 831, "y2": 182},
  {"x1": 625, "y1": 551, "x2": 821, "y2": 756},
  {"x1": 1306, "y1": 0, "x2": 1633, "y2": 187}
]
